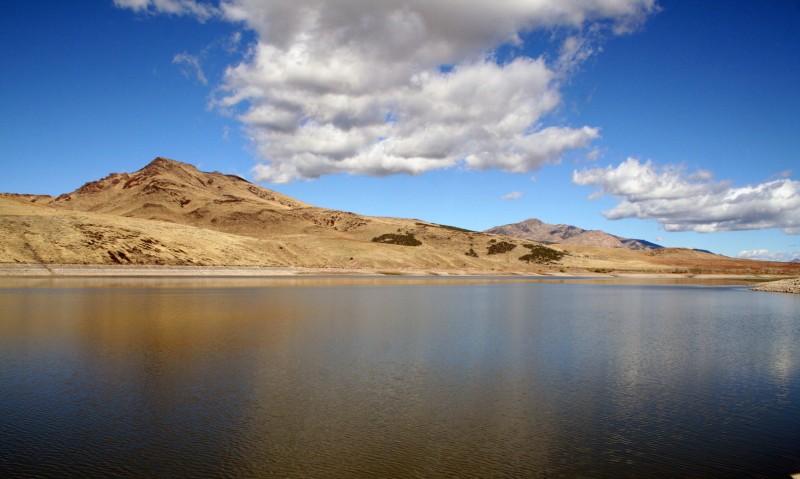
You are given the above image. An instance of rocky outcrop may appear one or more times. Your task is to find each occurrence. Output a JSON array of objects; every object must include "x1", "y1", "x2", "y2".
[{"x1": 751, "y1": 278, "x2": 800, "y2": 294}]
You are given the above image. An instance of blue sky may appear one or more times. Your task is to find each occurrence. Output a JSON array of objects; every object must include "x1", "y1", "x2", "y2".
[{"x1": 2, "y1": 0, "x2": 799, "y2": 260}]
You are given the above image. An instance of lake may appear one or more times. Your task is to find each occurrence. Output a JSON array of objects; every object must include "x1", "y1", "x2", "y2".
[{"x1": 1, "y1": 277, "x2": 799, "y2": 478}]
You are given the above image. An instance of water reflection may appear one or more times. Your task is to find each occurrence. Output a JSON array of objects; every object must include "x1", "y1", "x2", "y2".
[
  {"x1": 0, "y1": 280, "x2": 798, "y2": 478},
  {"x1": 0, "y1": 274, "x2": 754, "y2": 290}
]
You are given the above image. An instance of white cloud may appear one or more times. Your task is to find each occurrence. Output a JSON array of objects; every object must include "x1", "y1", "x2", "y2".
[
  {"x1": 556, "y1": 34, "x2": 604, "y2": 76},
  {"x1": 172, "y1": 53, "x2": 208, "y2": 85},
  {"x1": 231, "y1": 56, "x2": 601, "y2": 181},
  {"x1": 584, "y1": 146, "x2": 604, "y2": 162},
  {"x1": 113, "y1": 0, "x2": 217, "y2": 20},
  {"x1": 737, "y1": 249, "x2": 800, "y2": 262},
  {"x1": 219, "y1": 0, "x2": 656, "y2": 182},
  {"x1": 502, "y1": 191, "x2": 523, "y2": 200},
  {"x1": 116, "y1": 0, "x2": 658, "y2": 182},
  {"x1": 737, "y1": 249, "x2": 772, "y2": 260},
  {"x1": 573, "y1": 158, "x2": 800, "y2": 234}
]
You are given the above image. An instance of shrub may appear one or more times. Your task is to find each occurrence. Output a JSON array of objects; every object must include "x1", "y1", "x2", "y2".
[
  {"x1": 437, "y1": 224, "x2": 474, "y2": 233},
  {"x1": 465, "y1": 248, "x2": 479, "y2": 257},
  {"x1": 487, "y1": 241, "x2": 517, "y2": 255},
  {"x1": 371, "y1": 232, "x2": 422, "y2": 246},
  {"x1": 416, "y1": 222, "x2": 474, "y2": 233},
  {"x1": 518, "y1": 244, "x2": 566, "y2": 264}
]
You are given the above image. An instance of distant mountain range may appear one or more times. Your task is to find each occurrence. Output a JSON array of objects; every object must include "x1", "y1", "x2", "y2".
[{"x1": 485, "y1": 218, "x2": 663, "y2": 251}]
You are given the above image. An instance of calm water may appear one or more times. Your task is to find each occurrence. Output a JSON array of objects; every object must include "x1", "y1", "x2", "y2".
[{"x1": 1, "y1": 277, "x2": 799, "y2": 478}]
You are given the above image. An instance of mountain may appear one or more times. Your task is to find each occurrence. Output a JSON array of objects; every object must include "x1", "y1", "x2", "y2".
[
  {"x1": 485, "y1": 218, "x2": 662, "y2": 251},
  {"x1": 2, "y1": 157, "x2": 799, "y2": 276},
  {"x1": 0, "y1": 158, "x2": 539, "y2": 271}
]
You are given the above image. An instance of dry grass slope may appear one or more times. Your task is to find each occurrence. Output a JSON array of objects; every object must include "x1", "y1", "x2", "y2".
[{"x1": 2, "y1": 157, "x2": 800, "y2": 277}]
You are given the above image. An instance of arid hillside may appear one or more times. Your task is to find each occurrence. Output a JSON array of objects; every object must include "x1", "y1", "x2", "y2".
[
  {"x1": 2, "y1": 157, "x2": 799, "y2": 275},
  {"x1": 486, "y1": 217, "x2": 662, "y2": 250}
]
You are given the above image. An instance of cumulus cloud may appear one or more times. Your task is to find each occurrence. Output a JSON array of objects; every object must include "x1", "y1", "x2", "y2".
[
  {"x1": 116, "y1": 0, "x2": 658, "y2": 182},
  {"x1": 737, "y1": 250, "x2": 800, "y2": 262},
  {"x1": 219, "y1": 0, "x2": 658, "y2": 182},
  {"x1": 502, "y1": 191, "x2": 523, "y2": 200},
  {"x1": 573, "y1": 158, "x2": 800, "y2": 234}
]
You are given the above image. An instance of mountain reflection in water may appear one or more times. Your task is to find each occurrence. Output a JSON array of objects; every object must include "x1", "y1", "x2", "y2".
[{"x1": 1, "y1": 278, "x2": 798, "y2": 478}]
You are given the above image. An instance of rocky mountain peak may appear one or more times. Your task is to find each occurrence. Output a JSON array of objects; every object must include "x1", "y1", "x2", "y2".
[{"x1": 486, "y1": 217, "x2": 662, "y2": 251}]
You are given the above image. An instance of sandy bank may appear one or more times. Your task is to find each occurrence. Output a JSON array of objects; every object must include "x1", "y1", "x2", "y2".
[
  {"x1": 751, "y1": 278, "x2": 800, "y2": 294},
  {"x1": 0, "y1": 263, "x2": 787, "y2": 284},
  {"x1": 0, "y1": 263, "x2": 546, "y2": 277},
  {"x1": 0, "y1": 263, "x2": 383, "y2": 277}
]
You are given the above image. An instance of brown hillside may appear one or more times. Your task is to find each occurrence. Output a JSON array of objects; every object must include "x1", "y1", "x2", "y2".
[
  {"x1": 1, "y1": 158, "x2": 537, "y2": 271},
  {"x1": 50, "y1": 158, "x2": 307, "y2": 229},
  {"x1": 2, "y1": 157, "x2": 799, "y2": 276}
]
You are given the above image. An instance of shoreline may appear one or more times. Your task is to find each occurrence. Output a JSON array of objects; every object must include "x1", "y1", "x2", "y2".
[
  {"x1": 0, "y1": 263, "x2": 382, "y2": 277},
  {"x1": 2, "y1": 264, "x2": 798, "y2": 292},
  {"x1": 0, "y1": 262, "x2": 793, "y2": 282}
]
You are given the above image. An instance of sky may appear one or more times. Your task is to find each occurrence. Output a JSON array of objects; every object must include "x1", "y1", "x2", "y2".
[{"x1": 2, "y1": 0, "x2": 799, "y2": 261}]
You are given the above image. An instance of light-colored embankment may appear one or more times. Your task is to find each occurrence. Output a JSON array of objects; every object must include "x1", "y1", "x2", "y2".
[
  {"x1": 0, "y1": 264, "x2": 373, "y2": 277},
  {"x1": 751, "y1": 278, "x2": 800, "y2": 294},
  {"x1": 0, "y1": 263, "x2": 532, "y2": 277}
]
